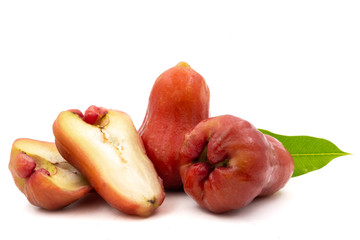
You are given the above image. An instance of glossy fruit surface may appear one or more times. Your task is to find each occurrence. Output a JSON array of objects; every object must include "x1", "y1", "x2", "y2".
[
  {"x1": 139, "y1": 62, "x2": 210, "y2": 190},
  {"x1": 180, "y1": 115, "x2": 294, "y2": 213}
]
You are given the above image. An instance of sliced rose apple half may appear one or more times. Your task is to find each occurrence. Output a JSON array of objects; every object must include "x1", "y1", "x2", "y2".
[
  {"x1": 53, "y1": 106, "x2": 165, "y2": 217},
  {"x1": 9, "y1": 138, "x2": 91, "y2": 210}
]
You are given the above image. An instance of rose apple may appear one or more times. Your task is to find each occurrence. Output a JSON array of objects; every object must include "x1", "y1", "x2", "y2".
[
  {"x1": 179, "y1": 115, "x2": 294, "y2": 213},
  {"x1": 53, "y1": 105, "x2": 165, "y2": 217},
  {"x1": 139, "y1": 62, "x2": 210, "y2": 190},
  {"x1": 9, "y1": 138, "x2": 91, "y2": 210}
]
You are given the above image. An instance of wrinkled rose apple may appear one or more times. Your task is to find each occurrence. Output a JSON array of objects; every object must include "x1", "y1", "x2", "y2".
[{"x1": 179, "y1": 115, "x2": 294, "y2": 213}]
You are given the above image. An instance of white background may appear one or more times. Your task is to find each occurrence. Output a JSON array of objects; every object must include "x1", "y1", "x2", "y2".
[{"x1": 1, "y1": 1, "x2": 359, "y2": 239}]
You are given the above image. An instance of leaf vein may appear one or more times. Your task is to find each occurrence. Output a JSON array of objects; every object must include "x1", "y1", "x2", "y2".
[{"x1": 292, "y1": 153, "x2": 348, "y2": 156}]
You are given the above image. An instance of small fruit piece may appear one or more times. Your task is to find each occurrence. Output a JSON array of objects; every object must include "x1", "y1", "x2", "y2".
[
  {"x1": 9, "y1": 139, "x2": 91, "y2": 210},
  {"x1": 139, "y1": 62, "x2": 210, "y2": 190},
  {"x1": 83, "y1": 105, "x2": 108, "y2": 125},
  {"x1": 180, "y1": 115, "x2": 294, "y2": 213},
  {"x1": 53, "y1": 106, "x2": 165, "y2": 217},
  {"x1": 13, "y1": 153, "x2": 36, "y2": 178}
]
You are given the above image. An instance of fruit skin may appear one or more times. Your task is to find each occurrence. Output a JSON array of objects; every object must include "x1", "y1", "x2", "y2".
[
  {"x1": 179, "y1": 115, "x2": 294, "y2": 213},
  {"x1": 9, "y1": 139, "x2": 91, "y2": 210},
  {"x1": 53, "y1": 106, "x2": 165, "y2": 217},
  {"x1": 139, "y1": 62, "x2": 210, "y2": 190}
]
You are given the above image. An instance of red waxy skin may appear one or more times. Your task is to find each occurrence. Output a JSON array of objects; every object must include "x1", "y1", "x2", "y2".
[
  {"x1": 13, "y1": 152, "x2": 36, "y2": 179},
  {"x1": 139, "y1": 62, "x2": 210, "y2": 190},
  {"x1": 83, "y1": 105, "x2": 108, "y2": 125},
  {"x1": 69, "y1": 105, "x2": 107, "y2": 125},
  {"x1": 179, "y1": 115, "x2": 294, "y2": 213}
]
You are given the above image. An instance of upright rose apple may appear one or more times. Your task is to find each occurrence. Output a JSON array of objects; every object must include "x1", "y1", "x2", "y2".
[
  {"x1": 139, "y1": 62, "x2": 210, "y2": 190},
  {"x1": 179, "y1": 115, "x2": 294, "y2": 213}
]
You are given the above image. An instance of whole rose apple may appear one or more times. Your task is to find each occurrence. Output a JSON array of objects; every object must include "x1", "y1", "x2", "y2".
[
  {"x1": 139, "y1": 62, "x2": 210, "y2": 190},
  {"x1": 179, "y1": 115, "x2": 294, "y2": 213}
]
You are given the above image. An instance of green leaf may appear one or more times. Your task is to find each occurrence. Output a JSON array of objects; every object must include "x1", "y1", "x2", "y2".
[{"x1": 258, "y1": 129, "x2": 350, "y2": 177}]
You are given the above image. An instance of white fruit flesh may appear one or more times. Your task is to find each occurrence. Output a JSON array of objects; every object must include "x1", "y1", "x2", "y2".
[{"x1": 13, "y1": 139, "x2": 89, "y2": 191}]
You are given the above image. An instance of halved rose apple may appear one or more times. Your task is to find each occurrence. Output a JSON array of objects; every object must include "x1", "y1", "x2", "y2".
[
  {"x1": 9, "y1": 138, "x2": 91, "y2": 210},
  {"x1": 53, "y1": 106, "x2": 165, "y2": 217}
]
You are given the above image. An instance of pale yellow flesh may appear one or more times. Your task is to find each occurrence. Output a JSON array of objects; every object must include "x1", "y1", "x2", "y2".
[
  {"x1": 60, "y1": 110, "x2": 162, "y2": 204},
  {"x1": 14, "y1": 139, "x2": 89, "y2": 191}
]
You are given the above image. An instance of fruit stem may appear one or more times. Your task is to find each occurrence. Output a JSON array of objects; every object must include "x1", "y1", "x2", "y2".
[
  {"x1": 194, "y1": 145, "x2": 229, "y2": 168},
  {"x1": 176, "y1": 61, "x2": 190, "y2": 68},
  {"x1": 195, "y1": 146, "x2": 208, "y2": 164}
]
